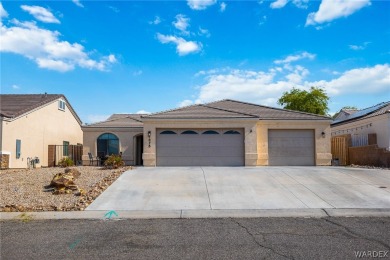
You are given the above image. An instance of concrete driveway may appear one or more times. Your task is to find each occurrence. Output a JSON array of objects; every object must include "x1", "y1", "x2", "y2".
[{"x1": 86, "y1": 167, "x2": 390, "y2": 211}]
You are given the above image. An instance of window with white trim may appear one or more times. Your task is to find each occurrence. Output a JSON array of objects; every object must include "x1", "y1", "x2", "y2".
[{"x1": 58, "y1": 100, "x2": 66, "y2": 111}]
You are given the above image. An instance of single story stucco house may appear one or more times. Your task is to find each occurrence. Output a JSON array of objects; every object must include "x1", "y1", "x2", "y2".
[
  {"x1": 83, "y1": 99, "x2": 332, "y2": 167},
  {"x1": 0, "y1": 94, "x2": 83, "y2": 168},
  {"x1": 331, "y1": 101, "x2": 390, "y2": 149}
]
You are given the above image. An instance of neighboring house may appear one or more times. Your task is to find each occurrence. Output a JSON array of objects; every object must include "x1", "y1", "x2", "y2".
[
  {"x1": 331, "y1": 101, "x2": 390, "y2": 150},
  {"x1": 332, "y1": 108, "x2": 358, "y2": 122},
  {"x1": 82, "y1": 114, "x2": 144, "y2": 166},
  {"x1": 0, "y1": 94, "x2": 83, "y2": 168},
  {"x1": 84, "y1": 99, "x2": 331, "y2": 167}
]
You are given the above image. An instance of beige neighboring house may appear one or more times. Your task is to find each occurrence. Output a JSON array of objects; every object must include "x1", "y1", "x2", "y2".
[
  {"x1": 82, "y1": 114, "x2": 144, "y2": 166},
  {"x1": 331, "y1": 101, "x2": 390, "y2": 149},
  {"x1": 84, "y1": 99, "x2": 331, "y2": 167},
  {"x1": 0, "y1": 94, "x2": 83, "y2": 168}
]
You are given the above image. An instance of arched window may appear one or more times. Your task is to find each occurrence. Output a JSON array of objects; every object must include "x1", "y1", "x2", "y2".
[
  {"x1": 97, "y1": 133, "x2": 119, "y2": 158},
  {"x1": 202, "y1": 130, "x2": 219, "y2": 135},
  {"x1": 160, "y1": 130, "x2": 177, "y2": 134},
  {"x1": 181, "y1": 130, "x2": 198, "y2": 134},
  {"x1": 224, "y1": 130, "x2": 240, "y2": 135}
]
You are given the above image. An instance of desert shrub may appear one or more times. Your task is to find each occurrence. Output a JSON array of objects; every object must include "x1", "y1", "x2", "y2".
[
  {"x1": 58, "y1": 157, "x2": 74, "y2": 167},
  {"x1": 104, "y1": 154, "x2": 124, "y2": 169}
]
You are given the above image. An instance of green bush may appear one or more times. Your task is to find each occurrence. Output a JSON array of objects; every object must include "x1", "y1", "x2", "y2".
[
  {"x1": 104, "y1": 154, "x2": 124, "y2": 169},
  {"x1": 58, "y1": 157, "x2": 74, "y2": 167}
]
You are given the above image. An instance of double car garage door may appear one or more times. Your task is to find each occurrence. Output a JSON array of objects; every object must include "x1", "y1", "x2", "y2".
[
  {"x1": 156, "y1": 129, "x2": 315, "y2": 166},
  {"x1": 157, "y1": 129, "x2": 244, "y2": 166}
]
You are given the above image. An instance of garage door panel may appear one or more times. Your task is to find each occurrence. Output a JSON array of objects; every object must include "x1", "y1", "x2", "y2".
[
  {"x1": 269, "y1": 156, "x2": 314, "y2": 166},
  {"x1": 268, "y1": 129, "x2": 315, "y2": 166},
  {"x1": 157, "y1": 129, "x2": 244, "y2": 166},
  {"x1": 158, "y1": 156, "x2": 244, "y2": 166},
  {"x1": 158, "y1": 146, "x2": 244, "y2": 157}
]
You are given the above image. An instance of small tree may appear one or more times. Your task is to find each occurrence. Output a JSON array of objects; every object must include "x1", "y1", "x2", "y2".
[{"x1": 277, "y1": 86, "x2": 329, "y2": 115}]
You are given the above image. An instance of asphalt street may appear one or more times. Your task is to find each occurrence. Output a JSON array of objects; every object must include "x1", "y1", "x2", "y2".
[{"x1": 1, "y1": 217, "x2": 390, "y2": 259}]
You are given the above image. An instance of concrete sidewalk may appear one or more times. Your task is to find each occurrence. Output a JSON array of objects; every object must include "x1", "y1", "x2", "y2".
[
  {"x1": 86, "y1": 167, "x2": 390, "y2": 211},
  {"x1": 2, "y1": 208, "x2": 390, "y2": 220}
]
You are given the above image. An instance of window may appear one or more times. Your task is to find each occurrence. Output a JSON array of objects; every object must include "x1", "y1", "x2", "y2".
[
  {"x1": 63, "y1": 141, "x2": 69, "y2": 156},
  {"x1": 16, "y1": 139, "x2": 21, "y2": 159},
  {"x1": 58, "y1": 100, "x2": 66, "y2": 111},
  {"x1": 224, "y1": 130, "x2": 240, "y2": 135},
  {"x1": 97, "y1": 133, "x2": 119, "y2": 158},
  {"x1": 160, "y1": 130, "x2": 177, "y2": 135},
  {"x1": 181, "y1": 130, "x2": 198, "y2": 134},
  {"x1": 202, "y1": 130, "x2": 219, "y2": 135}
]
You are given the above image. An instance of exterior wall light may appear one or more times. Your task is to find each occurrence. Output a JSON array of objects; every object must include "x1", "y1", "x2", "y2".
[
  {"x1": 321, "y1": 131, "x2": 326, "y2": 138},
  {"x1": 148, "y1": 131, "x2": 151, "y2": 147}
]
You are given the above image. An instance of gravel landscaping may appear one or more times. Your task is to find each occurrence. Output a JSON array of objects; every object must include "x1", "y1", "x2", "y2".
[{"x1": 0, "y1": 166, "x2": 132, "y2": 212}]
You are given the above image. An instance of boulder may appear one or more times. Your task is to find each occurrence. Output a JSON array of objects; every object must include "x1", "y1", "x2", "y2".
[{"x1": 49, "y1": 168, "x2": 81, "y2": 195}]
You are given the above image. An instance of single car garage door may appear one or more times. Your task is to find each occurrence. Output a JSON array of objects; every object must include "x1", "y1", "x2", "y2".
[
  {"x1": 268, "y1": 129, "x2": 315, "y2": 166},
  {"x1": 156, "y1": 129, "x2": 244, "y2": 166}
]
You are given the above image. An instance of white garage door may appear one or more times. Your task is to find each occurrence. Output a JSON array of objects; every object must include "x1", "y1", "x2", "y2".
[
  {"x1": 268, "y1": 129, "x2": 315, "y2": 166},
  {"x1": 156, "y1": 129, "x2": 244, "y2": 166}
]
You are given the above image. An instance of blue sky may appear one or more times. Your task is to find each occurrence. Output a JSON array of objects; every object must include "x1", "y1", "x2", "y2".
[{"x1": 1, "y1": 0, "x2": 389, "y2": 123}]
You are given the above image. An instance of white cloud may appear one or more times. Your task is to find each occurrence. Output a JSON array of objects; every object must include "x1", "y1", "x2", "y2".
[
  {"x1": 156, "y1": 33, "x2": 202, "y2": 56},
  {"x1": 311, "y1": 64, "x2": 390, "y2": 96},
  {"x1": 220, "y1": 2, "x2": 226, "y2": 12},
  {"x1": 274, "y1": 51, "x2": 316, "y2": 64},
  {"x1": 259, "y1": 15, "x2": 267, "y2": 26},
  {"x1": 349, "y1": 42, "x2": 370, "y2": 51},
  {"x1": 292, "y1": 0, "x2": 309, "y2": 9},
  {"x1": 149, "y1": 16, "x2": 161, "y2": 25},
  {"x1": 270, "y1": 0, "x2": 288, "y2": 9},
  {"x1": 173, "y1": 14, "x2": 190, "y2": 34},
  {"x1": 21, "y1": 5, "x2": 60, "y2": 24},
  {"x1": 0, "y1": 19, "x2": 117, "y2": 72},
  {"x1": 12, "y1": 84, "x2": 20, "y2": 89},
  {"x1": 108, "y1": 6, "x2": 120, "y2": 13},
  {"x1": 306, "y1": 0, "x2": 371, "y2": 26},
  {"x1": 198, "y1": 27, "x2": 210, "y2": 37},
  {"x1": 136, "y1": 110, "x2": 151, "y2": 114},
  {"x1": 133, "y1": 70, "x2": 143, "y2": 76},
  {"x1": 187, "y1": 0, "x2": 217, "y2": 10},
  {"x1": 72, "y1": 0, "x2": 84, "y2": 8},
  {"x1": 182, "y1": 64, "x2": 389, "y2": 108},
  {"x1": 0, "y1": 2, "x2": 8, "y2": 19},
  {"x1": 178, "y1": 99, "x2": 194, "y2": 107}
]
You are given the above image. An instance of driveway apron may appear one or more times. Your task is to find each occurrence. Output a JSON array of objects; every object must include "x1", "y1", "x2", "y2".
[{"x1": 86, "y1": 167, "x2": 390, "y2": 211}]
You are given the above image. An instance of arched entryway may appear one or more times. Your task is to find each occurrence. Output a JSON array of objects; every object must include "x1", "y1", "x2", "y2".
[
  {"x1": 97, "y1": 133, "x2": 119, "y2": 158},
  {"x1": 135, "y1": 134, "x2": 144, "y2": 166}
]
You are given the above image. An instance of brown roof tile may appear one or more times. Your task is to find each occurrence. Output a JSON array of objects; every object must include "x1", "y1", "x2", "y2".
[
  {"x1": 144, "y1": 103, "x2": 257, "y2": 119},
  {"x1": 85, "y1": 114, "x2": 144, "y2": 128},
  {"x1": 144, "y1": 99, "x2": 330, "y2": 120},
  {"x1": 0, "y1": 94, "x2": 82, "y2": 124}
]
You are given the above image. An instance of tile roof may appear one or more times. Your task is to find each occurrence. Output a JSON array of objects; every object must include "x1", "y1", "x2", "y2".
[
  {"x1": 143, "y1": 99, "x2": 330, "y2": 120},
  {"x1": 144, "y1": 103, "x2": 257, "y2": 119},
  {"x1": 0, "y1": 94, "x2": 82, "y2": 124},
  {"x1": 84, "y1": 114, "x2": 145, "y2": 128},
  {"x1": 332, "y1": 101, "x2": 390, "y2": 126}
]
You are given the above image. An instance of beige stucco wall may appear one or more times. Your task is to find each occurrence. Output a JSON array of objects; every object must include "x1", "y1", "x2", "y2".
[
  {"x1": 331, "y1": 114, "x2": 390, "y2": 150},
  {"x1": 142, "y1": 118, "x2": 331, "y2": 166},
  {"x1": 82, "y1": 127, "x2": 143, "y2": 165},
  {"x1": 256, "y1": 120, "x2": 332, "y2": 166},
  {"x1": 142, "y1": 119, "x2": 259, "y2": 166},
  {"x1": 1, "y1": 99, "x2": 82, "y2": 168}
]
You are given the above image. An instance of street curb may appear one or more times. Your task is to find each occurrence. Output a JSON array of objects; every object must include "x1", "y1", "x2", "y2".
[{"x1": 1, "y1": 208, "x2": 390, "y2": 220}]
